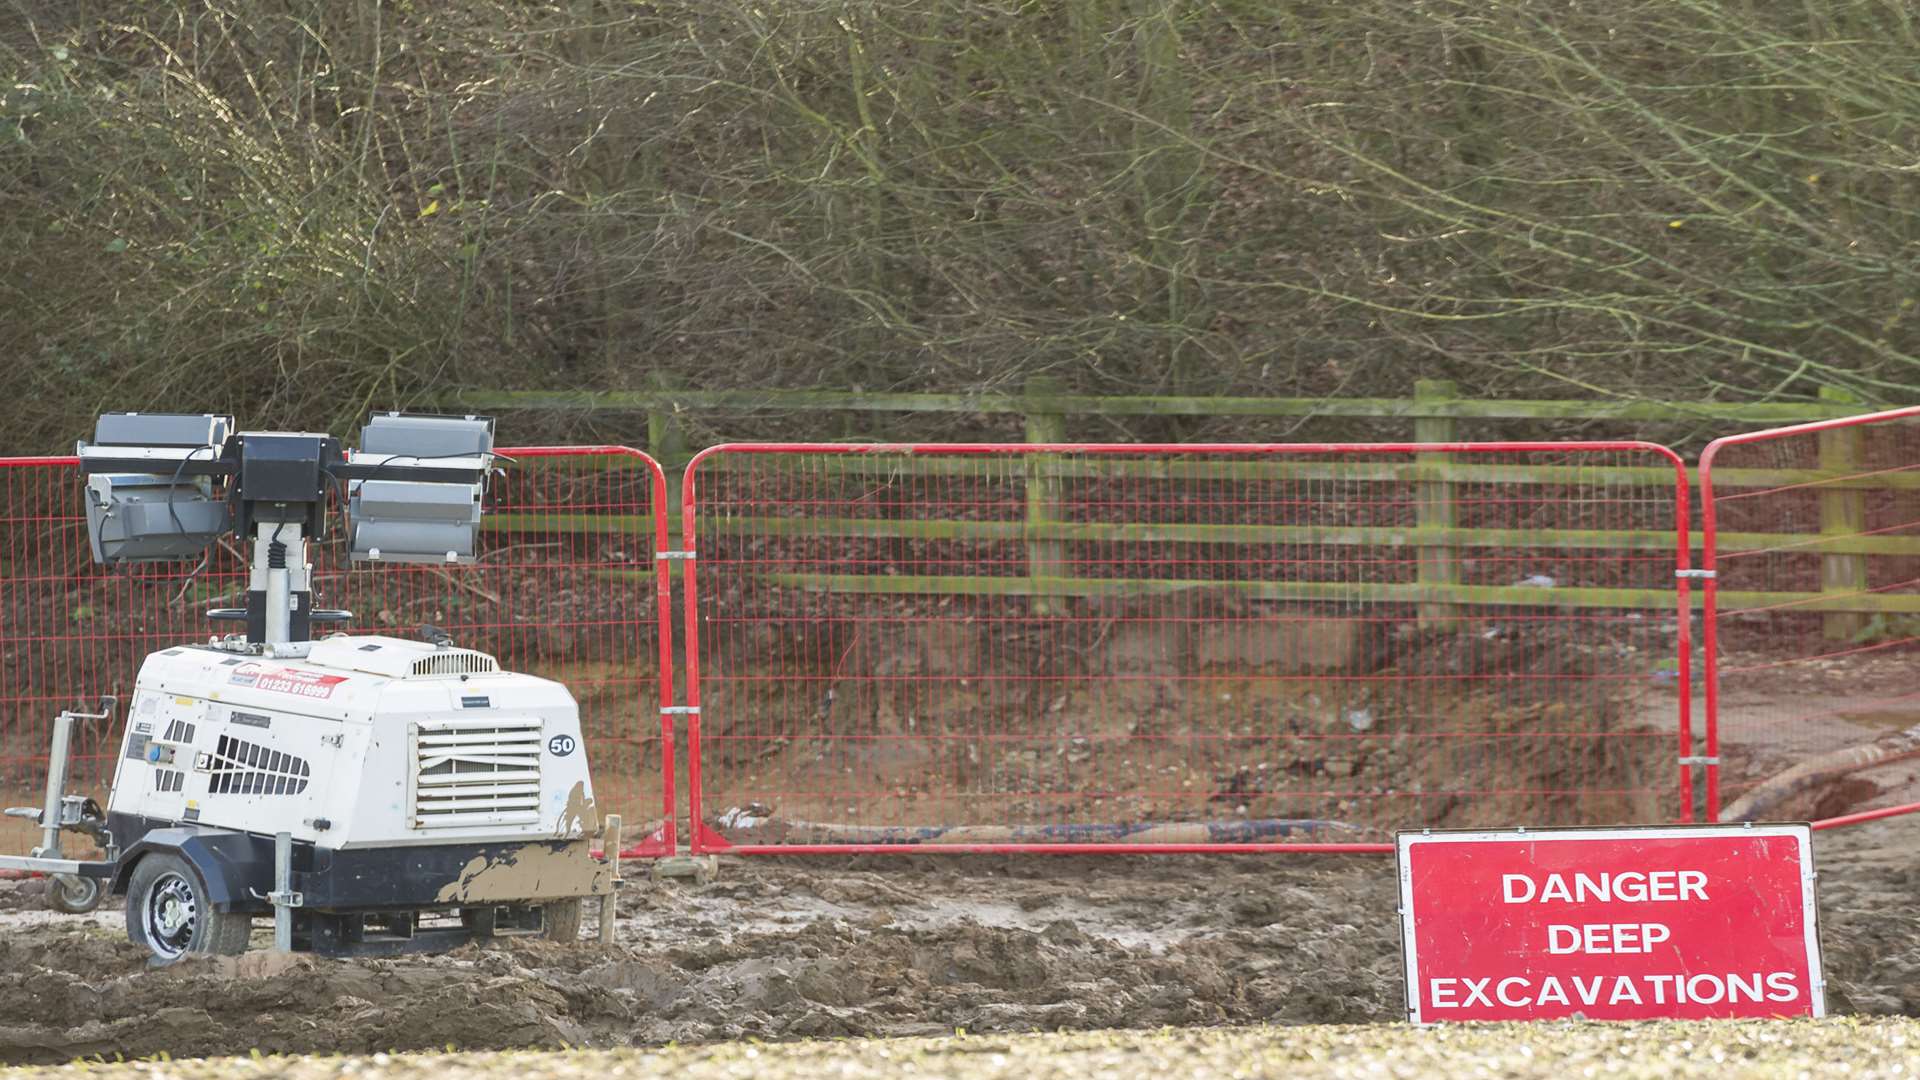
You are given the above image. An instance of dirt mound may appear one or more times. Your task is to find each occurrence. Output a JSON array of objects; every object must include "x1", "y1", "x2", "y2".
[
  {"x1": 1, "y1": 817, "x2": 1917, "y2": 1063},
  {"x1": 0, "y1": 878, "x2": 50, "y2": 913},
  {"x1": 0, "y1": 854, "x2": 1400, "y2": 1065},
  {"x1": 0, "y1": 941, "x2": 593, "y2": 1062},
  {"x1": 0, "y1": 921, "x2": 1385, "y2": 1065}
]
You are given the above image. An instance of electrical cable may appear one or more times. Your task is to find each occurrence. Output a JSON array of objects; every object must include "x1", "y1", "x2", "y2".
[
  {"x1": 117, "y1": 442, "x2": 223, "y2": 589},
  {"x1": 346, "y1": 447, "x2": 511, "y2": 486},
  {"x1": 164, "y1": 443, "x2": 220, "y2": 539}
]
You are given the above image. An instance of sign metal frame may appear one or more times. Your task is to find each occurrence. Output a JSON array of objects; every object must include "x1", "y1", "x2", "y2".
[{"x1": 1396, "y1": 823, "x2": 1825, "y2": 1024}]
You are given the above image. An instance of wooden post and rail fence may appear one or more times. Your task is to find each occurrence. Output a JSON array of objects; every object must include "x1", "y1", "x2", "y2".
[{"x1": 433, "y1": 385, "x2": 1920, "y2": 632}]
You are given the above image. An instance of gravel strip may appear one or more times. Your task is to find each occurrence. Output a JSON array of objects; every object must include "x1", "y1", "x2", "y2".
[{"x1": 14, "y1": 1020, "x2": 1920, "y2": 1080}]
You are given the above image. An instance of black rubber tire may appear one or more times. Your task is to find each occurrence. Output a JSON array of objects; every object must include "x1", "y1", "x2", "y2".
[
  {"x1": 46, "y1": 873, "x2": 104, "y2": 915},
  {"x1": 542, "y1": 897, "x2": 584, "y2": 942},
  {"x1": 124, "y1": 853, "x2": 251, "y2": 965}
]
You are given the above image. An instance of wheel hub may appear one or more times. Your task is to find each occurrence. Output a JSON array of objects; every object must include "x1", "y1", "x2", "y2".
[{"x1": 146, "y1": 874, "x2": 198, "y2": 955}]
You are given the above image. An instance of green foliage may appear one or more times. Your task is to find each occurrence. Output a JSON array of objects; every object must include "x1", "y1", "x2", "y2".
[{"x1": 0, "y1": 1, "x2": 1915, "y2": 449}]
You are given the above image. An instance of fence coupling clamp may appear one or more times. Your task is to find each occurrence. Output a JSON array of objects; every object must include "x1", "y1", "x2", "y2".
[
  {"x1": 1674, "y1": 569, "x2": 1716, "y2": 579},
  {"x1": 1678, "y1": 755, "x2": 1720, "y2": 766},
  {"x1": 655, "y1": 550, "x2": 697, "y2": 561},
  {"x1": 661, "y1": 706, "x2": 701, "y2": 715}
]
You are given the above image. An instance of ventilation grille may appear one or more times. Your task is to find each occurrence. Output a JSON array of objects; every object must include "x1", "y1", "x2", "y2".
[
  {"x1": 209, "y1": 735, "x2": 311, "y2": 796},
  {"x1": 411, "y1": 719, "x2": 542, "y2": 828},
  {"x1": 411, "y1": 651, "x2": 498, "y2": 677},
  {"x1": 153, "y1": 769, "x2": 184, "y2": 793},
  {"x1": 161, "y1": 719, "x2": 196, "y2": 744}
]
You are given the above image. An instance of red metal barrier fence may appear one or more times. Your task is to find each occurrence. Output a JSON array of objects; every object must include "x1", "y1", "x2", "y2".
[
  {"x1": 1700, "y1": 407, "x2": 1920, "y2": 825},
  {"x1": 26, "y1": 419, "x2": 1911, "y2": 854},
  {"x1": 0, "y1": 447, "x2": 676, "y2": 856},
  {"x1": 680, "y1": 442, "x2": 1695, "y2": 854}
]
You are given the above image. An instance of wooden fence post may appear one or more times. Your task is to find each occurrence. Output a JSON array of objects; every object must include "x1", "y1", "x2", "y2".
[
  {"x1": 648, "y1": 374, "x2": 689, "y2": 492},
  {"x1": 1024, "y1": 377, "x2": 1068, "y2": 615},
  {"x1": 648, "y1": 377, "x2": 690, "y2": 583},
  {"x1": 646, "y1": 378, "x2": 690, "y2": 469},
  {"x1": 1415, "y1": 379, "x2": 1459, "y2": 627},
  {"x1": 1817, "y1": 385, "x2": 1868, "y2": 641}
]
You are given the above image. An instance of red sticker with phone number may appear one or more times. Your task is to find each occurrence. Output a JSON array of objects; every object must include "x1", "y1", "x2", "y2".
[{"x1": 229, "y1": 663, "x2": 348, "y2": 700}]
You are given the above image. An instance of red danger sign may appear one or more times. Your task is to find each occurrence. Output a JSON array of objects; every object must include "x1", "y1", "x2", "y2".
[{"x1": 1398, "y1": 825, "x2": 1823, "y2": 1023}]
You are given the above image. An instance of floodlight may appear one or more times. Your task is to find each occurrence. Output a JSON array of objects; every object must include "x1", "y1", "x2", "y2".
[
  {"x1": 76, "y1": 414, "x2": 236, "y2": 566},
  {"x1": 348, "y1": 479, "x2": 485, "y2": 563},
  {"x1": 83, "y1": 473, "x2": 232, "y2": 566},
  {"x1": 75, "y1": 413, "x2": 233, "y2": 475},
  {"x1": 357, "y1": 413, "x2": 494, "y2": 461},
  {"x1": 71, "y1": 408, "x2": 497, "y2": 639},
  {"x1": 345, "y1": 414, "x2": 494, "y2": 563}
]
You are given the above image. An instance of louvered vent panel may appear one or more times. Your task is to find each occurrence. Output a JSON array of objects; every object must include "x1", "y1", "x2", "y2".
[
  {"x1": 411, "y1": 718, "x2": 543, "y2": 828},
  {"x1": 208, "y1": 735, "x2": 311, "y2": 796},
  {"x1": 410, "y1": 652, "x2": 499, "y2": 677}
]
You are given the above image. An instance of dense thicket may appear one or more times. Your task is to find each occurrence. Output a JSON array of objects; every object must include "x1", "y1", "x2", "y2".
[{"x1": 2, "y1": 1, "x2": 1916, "y2": 448}]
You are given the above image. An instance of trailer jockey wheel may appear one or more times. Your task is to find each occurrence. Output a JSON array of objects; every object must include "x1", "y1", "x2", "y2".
[
  {"x1": 125, "y1": 853, "x2": 250, "y2": 965},
  {"x1": 45, "y1": 874, "x2": 103, "y2": 915}
]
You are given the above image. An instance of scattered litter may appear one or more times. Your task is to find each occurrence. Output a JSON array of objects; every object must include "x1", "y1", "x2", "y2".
[{"x1": 717, "y1": 805, "x2": 770, "y2": 829}]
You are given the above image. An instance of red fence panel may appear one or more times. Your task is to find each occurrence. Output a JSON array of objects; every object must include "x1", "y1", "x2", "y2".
[
  {"x1": 680, "y1": 442, "x2": 1694, "y2": 854},
  {"x1": 1700, "y1": 407, "x2": 1920, "y2": 825},
  {"x1": 0, "y1": 447, "x2": 676, "y2": 857}
]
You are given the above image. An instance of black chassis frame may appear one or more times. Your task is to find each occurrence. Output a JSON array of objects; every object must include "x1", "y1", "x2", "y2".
[{"x1": 107, "y1": 812, "x2": 581, "y2": 958}]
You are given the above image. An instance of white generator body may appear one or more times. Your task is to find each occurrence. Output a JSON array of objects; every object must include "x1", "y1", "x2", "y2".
[
  {"x1": 99, "y1": 634, "x2": 610, "y2": 957},
  {"x1": 113, "y1": 635, "x2": 598, "y2": 859}
]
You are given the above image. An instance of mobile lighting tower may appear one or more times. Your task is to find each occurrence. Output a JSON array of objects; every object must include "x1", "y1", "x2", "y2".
[{"x1": 2, "y1": 413, "x2": 610, "y2": 963}]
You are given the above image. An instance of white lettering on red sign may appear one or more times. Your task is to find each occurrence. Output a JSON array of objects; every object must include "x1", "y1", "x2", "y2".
[
  {"x1": 1500, "y1": 871, "x2": 1708, "y2": 904},
  {"x1": 1544, "y1": 923, "x2": 1672, "y2": 954},
  {"x1": 1397, "y1": 825, "x2": 1823, "y2": 1023},
  {"x1": 229, "y1": 663, "x2": 348, "y2": 700}
]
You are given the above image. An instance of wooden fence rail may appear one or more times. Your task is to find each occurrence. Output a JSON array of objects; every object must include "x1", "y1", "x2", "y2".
[
  {"x1": 431, "y1": 387, "x2": 1873, "y2": 428},
  {"x1": 439, "y1": 386, "x2": 1919, "y2": 620}
]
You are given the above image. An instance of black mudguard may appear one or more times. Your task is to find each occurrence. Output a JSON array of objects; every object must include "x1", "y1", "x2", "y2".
[{"x1": 109, "y1": 826, "x2": 276, "y2": 914}]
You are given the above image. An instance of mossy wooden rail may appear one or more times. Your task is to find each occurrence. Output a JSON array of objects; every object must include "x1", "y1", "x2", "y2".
[
  {"x1": 452, "y1": 387, "x2": 1916, "y2": 616},
  {"x1": 504, "y1": 515, "x2": 1920, "y2": 614},
  {"x1": 435, "y1": 387, "x2": 1873, "y2": 427}
]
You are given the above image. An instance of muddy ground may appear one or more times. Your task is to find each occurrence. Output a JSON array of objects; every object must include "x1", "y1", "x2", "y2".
[{"x1": 2, "y1": 816, "x2": 1918, "y2": 1065}]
